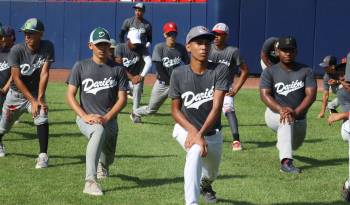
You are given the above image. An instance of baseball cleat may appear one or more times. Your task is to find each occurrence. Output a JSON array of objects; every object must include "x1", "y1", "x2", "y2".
[
  {"x1": 200, "y1": 178, "x2": 217, "y2": 203},
  {"x1": 35, "y1": 153, "x2": 49, "y2": 169},
  {"x1": 231, "y1": 140, "x2": 242, "y2": 151},
  {"x1": 0, "y1": 143, "x2": 5, "y2": 157},
  {"x1": 130, "y1": 113, "x2": 142, "y2": 123},
  {"x1": 342, "y1": 180, "x2": 350, "y2": 202},
  {"x1": 83, "y1": 180, "x2": 103, "y2": 196},
  {"x1": 97, "y1": 162, "x2": 109, "y2": 180},
  {"x1": 280, "y1": 159, "x2": 301, "y2": 174}
]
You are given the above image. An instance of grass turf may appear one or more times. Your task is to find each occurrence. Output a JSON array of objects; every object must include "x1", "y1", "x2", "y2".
[{"x1": 0, "y1": 82, "x2": 348, "y2": 205}]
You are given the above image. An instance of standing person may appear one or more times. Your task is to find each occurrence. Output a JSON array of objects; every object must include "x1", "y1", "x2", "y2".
[
  {"x1": 209, "y1": 23, "x2": 249, "y2": 151},
  {"x1": 108, "y1": 38, "x2": 117, "y2": 62},
  {"x1": 260, "y1": 37, "x2": 279, "y2": 70},
  {"x1": 133, "y1": 22, "x2": 189, "y2": 120},
  {"x1": 119, "y1": 2, "x2": 152, "y2": 48},
  {"x1": 0, "y1": 18, "x2": 54, "y2": 169},
  {"x1": 318, "y1": 55, "x2": 340, "y2": 118},
  {"x1": 115, "y1": 29, "x2": 152, "y2": 123},
  {"x1": 169, "y1": 26, "x2": 230, "y2": 205},
  {"x1": 259, "y1": 36, "x2": 317, "y2": 173},
  {"x1": 66, "y1": 27, "x2": 128, "y2": 196}
]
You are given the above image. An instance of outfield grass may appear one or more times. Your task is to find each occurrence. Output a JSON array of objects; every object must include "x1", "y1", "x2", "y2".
[{"x1": 0, "y1": 82, "x2": 348, "y2": 205}]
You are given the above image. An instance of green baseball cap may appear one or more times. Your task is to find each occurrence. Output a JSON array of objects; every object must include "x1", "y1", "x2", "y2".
[
  {"x1": 21, "y1": 18, "x2": 44, "y2": 32},
  {"x1": 89, "y1": 27, "x2": 111, "y2": 45}
]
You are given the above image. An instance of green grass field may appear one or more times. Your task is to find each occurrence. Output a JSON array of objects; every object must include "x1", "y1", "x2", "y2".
[{"x1": 0, "y1": 82, "x2": 348, "y2": 205}]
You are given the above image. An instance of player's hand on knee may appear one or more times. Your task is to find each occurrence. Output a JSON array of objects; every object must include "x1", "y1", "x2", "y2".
[
  {"x1": 195, "y1": 137, "x2": 208, "y2": 157},
  {"x1": 185, "y1": 128, "x2": 199, "y2": 149},
  {"x1": 82, "y1": 114, "x2": 102, "y2": 125},
  {"x1": 38, "y1": 100, "x2": 48, "y2": 114},
  {"x1": 30, "y1": 100, "x2": 40, "y2": 118}
]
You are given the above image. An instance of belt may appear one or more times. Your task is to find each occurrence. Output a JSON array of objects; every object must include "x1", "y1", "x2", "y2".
[
  {"x1": 206, "y1": 130, "x2": 217, "y2": 136},
  {"x1": 157, "y1": 79, "x2": 169, "y2": 86}
]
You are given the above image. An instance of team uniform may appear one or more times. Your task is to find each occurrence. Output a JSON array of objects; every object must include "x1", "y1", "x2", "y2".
[
  {"x1": 134, "y1": 42, "x2": 189, "y2": 117},
  {"x1": 67, "y1": 58, "x2": 128, "y2": 194},
  {"x1": 169, "y1": 62, "x2": 230, "y2": 205},
  {"x1": 323, "y1": 73, "x2": 340, "y2": 111},
  {"x1": 0, "y1": 40, "x2": 54, "y2": 159},
  {"x1": 261, "y1": 37, "x2": 279, "y2": 69},
  {"x1": 260, "y1": 62, "x2": 316, "y2": 166},
  {"x1": 115, "y1": 43, "x2": 150, "y2": 112},
  {"x1": 0, "y1": 47, "x2": 11, "y2": 114}
]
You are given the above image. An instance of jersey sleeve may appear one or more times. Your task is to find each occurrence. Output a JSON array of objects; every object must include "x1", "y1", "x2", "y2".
[
  {"x1": 168, "y1": 69, "x2": 181, "y2": 99},
  {"x1": 323, "y1": 74, "x2": 330, "y2": 91},
  {"x1": 121, "y1": 18, "x2": 130, "y2": 31},
  {"x1": 214, "y1": 64, "x2": 231, "y2": 91},
  {"x1": 45, "y1": 41, "x2": 55, "y2": 63},
  {"x1": 116, "y1": 66, "x2": 129, "y2": 91},
  {"x1": 304, "y1": 68, "x2": 317, "y2": 88},
  {"x1": 7, "y1": 45, "x2": 21, "y2": 68},
  {"x1": 152, "y1": 44, "x2": 162, "y2": 62},
  {"x1": 259, "y1": 69, "x2": 273, "y2": 90},
  {"x1": 231, "y1": 48, "x2": 244, "y2": 67},
  {"x1": 67, "y1": 61, "x2": 82, "y2": 87}
]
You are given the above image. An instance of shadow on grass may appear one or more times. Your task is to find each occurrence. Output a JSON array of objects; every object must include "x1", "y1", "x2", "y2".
[
  {"x1": 222, "y1": 123, "x2": 267, "y2": 128},
  {"x1": 4, "y1": 131, "x2": 80, "y2": 141},
  {"x1": 6, "y1": 153, "x2": 85, "y2": 167},
  {"x1": 105, "y1": 174, "x2": 247, "y2": 193},
  {"x1": 18, "y1": 120, "x2": 75, "y2": 126},
  {"x1": 294, "y1": 155, "x2": 348, "y2": 170},
  {"x1": 217, "y1": 199, "x2": 256, "y2": 204},
  {"x1": 272, "y1": 201, "x2": 347, "y2": 205},
  {"x1": 118, "y1": 154, "x2": 177, "y2": 159}
]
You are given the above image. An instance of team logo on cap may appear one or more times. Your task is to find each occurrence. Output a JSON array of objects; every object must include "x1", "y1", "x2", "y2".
[{"x1": 99, "y1": 31, "x2": 105, "y2": 38}]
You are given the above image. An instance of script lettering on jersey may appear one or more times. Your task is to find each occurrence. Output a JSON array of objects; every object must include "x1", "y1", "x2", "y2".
[
  {"x1": 162, "y1": 56, "x2": 181, "y2": 68},
  {"x1": 122, "y1": 57, "x2": 139, "y2": 68},
  {"x1": 130, "y1": 27, "x2": 146, "y2": 34},
  {"x1": 275, "y1": 80, "x2": 304, "y2": 96},
  {"x1": 218, "y1": 59, "x2": 230, "y2": 67},
  {"x1": 0, "y1": 60, "x2": 10, "y2": 71},
  {"x1": 182, "y1": 86, "x2": 214, "y2": 109},
  {"x1": 82, "y1": 77, "x2": 117, "y2": 95},
  {"x1": 20, "y1": 57, "x2": 46, "y2": 76}
]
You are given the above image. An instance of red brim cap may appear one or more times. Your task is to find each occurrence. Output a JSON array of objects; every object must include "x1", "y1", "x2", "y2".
[
  {"x1": 164, "y1": 27, "x2": 177, "y2": 34},
  {"x1": 212, "y1": 30, "x2": 227, "y2": 35}
]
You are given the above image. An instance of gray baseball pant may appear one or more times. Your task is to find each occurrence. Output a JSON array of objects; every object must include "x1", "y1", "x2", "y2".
[
  {"x1": 129, "y1": 80, "x2": 144, "y2": 112},
  {"x1": 340, "y1": 120, "x2": 350, "y2": 181},
  {"x1": 134, "y1": 80, "x2": 169, "y2": 116},
  {"x1": 264, "y1": 108, "x2": 306, "y2": 161},
  {"x1": 0, "y1": 89, "x2": 48, "y2": 135},
  {"x1": 76, "y1": 117, "x2": 118, "y2": 181},
  {"x1": 327, "y1": 97, "x2": 339, "y2": 110}
]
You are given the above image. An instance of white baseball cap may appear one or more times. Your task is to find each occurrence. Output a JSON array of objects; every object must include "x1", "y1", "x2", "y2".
[
  {"x1": 212, "y1": 23, "x2": 229, "y2": 35},
  {"x1": 127, "y1": 29, "x2": 141, "y2": 44}
]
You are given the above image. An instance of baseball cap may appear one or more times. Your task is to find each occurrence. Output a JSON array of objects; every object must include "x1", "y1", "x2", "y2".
[
  {"x1": 20, "y1": 18, "x2": 44, "y2": 32},
  {"x1": 133, "y1": 2, "x2": 145, "y2": 11},
  {"x1": 212, "y1": 23, "x2": 229, "y2": 35},
  {"x1": 110, "y1": 38, "x2": 117, "y2": 49},
  {"x1": 319, "y1": 56, "x2": 337, "y2": 68},
  {"x1": 163, "y1": 22, "x2": 177, "y2": 34},
  {"x1": 3, "y1": 26, "x2": 15, "y2": 37},
  {"x1": 277, "y1": 36, "x2": 297, "y2": 49},
  {"x1": 127, "y1": 29, "x2": 141, "y2": 44},
  {"x1": 186, "y1": 26, "x2": 215, "y2": 44},
  {"x1": 89, "y1": 27, "x2": 111, "y2": 45}
]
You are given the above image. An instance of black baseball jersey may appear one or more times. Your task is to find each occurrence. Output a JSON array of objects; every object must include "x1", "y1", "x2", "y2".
[
  {"x1": 7, "y1": 40, "x2": 55, "y2": 94},
  {"x1": 168, "y1": 63, "x2": 231, "y2": 134},
  {"x1": 67, "y1": 59, "x2": 129, "y2": 116},
  {"x1": 260, "y1": 62, "x2": 317, "y2": 119},
  {"x1": 115, "y1": 43, "x2": 149, "y2": 76},
  {"x1": 0, "y1": 48, "x2": 11, "y2": 88}
]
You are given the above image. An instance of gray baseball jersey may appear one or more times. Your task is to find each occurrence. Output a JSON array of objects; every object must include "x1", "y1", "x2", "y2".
[
  {"x1": 152, "y1": 42, "x2": 189, "y2": 84},
  {"x1": 7, "y1": 41, "x2": 54, "y2": 94},
  {"x1": 67, "y1": 59, "x2": 129, "y2": 115},
  {"x1": 121, "y1": 16, "x2": 152, "y2": 45},
  {"x1": 337, "y1": 88, "x2": 350, "y2": 112},
  {"x1": 323, "y1": 73, "x2": 339, "y2": 93},
  {"x1": 262, "y1": 37, "x2": 279, "y2": 65},
  {"x1": 0, "y1": 49, "x2": 11, "y2": 88},
  {"x1": 168, "y1": 63, "x2": 231, "y2": 134},
  {"x1": 115, "y1": 43, "x2": 149, "y2": 76},
  {"x1": 208, "y1": 45, "x2": 244, "y2": 82},
  {"x1": 260, "y1": 62, "x2": 317, "y2": 119}
]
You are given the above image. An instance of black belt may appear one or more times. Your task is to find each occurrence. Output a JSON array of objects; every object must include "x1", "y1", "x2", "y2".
[{"x1": 206, "y1": 130, "x2": 217, "y2": 136}]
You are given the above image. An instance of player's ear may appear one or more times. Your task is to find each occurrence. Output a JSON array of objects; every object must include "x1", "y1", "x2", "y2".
[
  {"x1": 186, "y1": 43, "x2": 191, "y2": 52},
  {"x1": 163, "y1": 33, "x2": 167, "y2": 39},
  {"x1": 88, "y1": 42, "x2": 93, "y2": 50}
]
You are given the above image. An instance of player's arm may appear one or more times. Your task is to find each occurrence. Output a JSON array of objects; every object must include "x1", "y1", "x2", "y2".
[
  {"x1": 328, "y1": 112, "x2": 349, "y2": 125},
  {"x1": 37, "y1": 61, "x2": 50, "y2": 112},
  {"x1": 260, "y1": 88, "x2": 282, "y2": 113},
  {"x1": 154, "y1": 61, "x2": 170, "y2": 82},
  {"x1": 66, "y1": 84, "x2": 100, "y2": 124},
  {"x1": 228, "y1": 63, "x2": 249, "y2": 96},
  {"x1": 318, "y1": 90, "x2": 329, "y2": 118},
  {"x1": 140, "y1": 55, "x2": 152, "y2": 78},
  {"x1": 294, "y1": 86, "x2": 317, "y2": 118},
  {"x1": 119, "y1": 30, "x2": 127, "y2": 43},
  {"x1": 119, "y1": 19, "x2": 129, "y2": 43},
  {"x1": 260, "y1": 51, "x2": 272, "y2": 67},
  {"x1": 102, "y1": 90, "x2": 127, "y2": 123},
  {"x1": 146, "y1": 24, "x2": 152, "y2": 44},
  {"x1": 1, "y1": 75, "x2": 12, "y2": 95}
]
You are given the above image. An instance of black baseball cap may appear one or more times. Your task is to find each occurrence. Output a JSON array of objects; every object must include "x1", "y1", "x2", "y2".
[
  {"x1": 133, "y1": 3, "x2": 145, "y2": 11},
  {"x1": 319, "y1": 55, "x2": 337, "y2": 68},
  {"x1": 20, "y1": 18, "x2": 44, "y2": 33},
  {"x1": 278, "y1": 36, "x2": 297, "y2": 49}
]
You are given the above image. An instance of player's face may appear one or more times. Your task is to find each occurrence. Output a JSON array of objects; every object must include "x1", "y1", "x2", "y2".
[
  {"x1": 24, "y1": 31, "x2": 42, "y2": 48},
  {"x1": 0, "y1": 36, "x2": 4, "y2": 48},
  {"x1": 89, "y1": 42, "x2": 110, "y2": 59},
  {"x1": 4, "y1": 36, "x2": 14, "y2": 48},
  {"x1": 213, "y1": 33, "x2": 227, "y2": 46},
  {"x1": 134, "y1": 8, "x2": 144, "y2": 18},
  {"x1": 325, "y1": 65, "x2": 336, "y2": 74},
  {"x1": 278, "y1": 48, "x2": 297, "y2": 64},
  {"x1": 187, "y1": 38, "x2": 210, "y2": 62},
  {"x1": 165, "y1": 32, "x2": 177, "y2": 44}
]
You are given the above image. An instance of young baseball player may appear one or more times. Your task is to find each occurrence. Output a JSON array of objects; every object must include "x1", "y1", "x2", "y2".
[
  {"x1": 318, "y1": 56, "x2": 340, "y2": 118},
  {"x1": 0, "y1": 18, "x2": 54, "y2": 169},
  {"x1": 209, "y1": 23, "x2": 249, "y2": 151},
  {"x1": 260, "y1": 37, "x2": 279, "y2": 70},
  {"x1": 115, "y1": 29, "x2": 152, "y2": 123},
  {"x1": 66, "y1": 27, "x2": 128, "y2": 196},
  {"x1": 259, "y1": 36, "x2": 317, "y2": 174},
  {"x1": 108, "y1": 38, "x2": 117, "y2": 62},
  {"x1": 169, "y1": 26, "x2": 230, "y2": 205},
  {"x1": 119, "y1": 2, "x2": 152, "y2": 48},
  {"x1": 133, "y1": 22, "x2": 189, "y2": 120}
]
